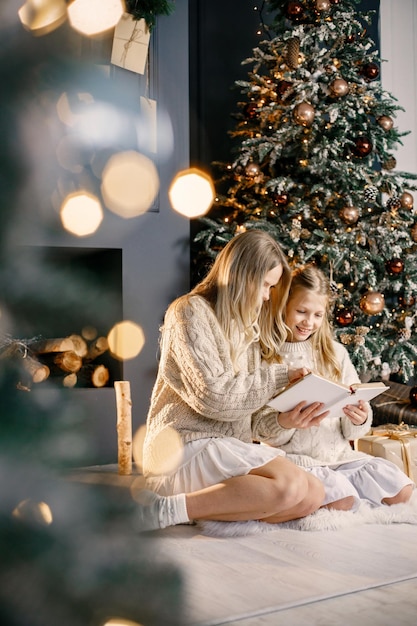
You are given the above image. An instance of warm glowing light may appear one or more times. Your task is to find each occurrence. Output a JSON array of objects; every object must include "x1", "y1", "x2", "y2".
[
  {"x1": 68, "y1": 0, "x2": 124, "y2": 35},
  {"x1": 103, "y1": 617, "x2": 143, "y2": 626},
  {"x1": 169, "y1": 168, "x2": 215, "y2": 218},
  {"x1": 101, "y1": 151, "x2": 159, "y2": 218},
  {"x1": 18, "y1": 0, "x2": 68, "y2": 37},
  {"x1": 60, "y1": 192, "x2": 103, "y2": 236},
  {"x1": 108, "y1": 321, "x2": 145, "y2": 360},
  {"x1": 56, "y1": 92, "x2": 77, "y2": 127},
  {"x1": 13, "y1": 499, "x2": 53, "y2": 525},
  {"x1": 132, "y1": 426, "x2": 183, "y2": 477},
  {"x1": 132, "y1": 424, "x2": 147, "y2": 472}
]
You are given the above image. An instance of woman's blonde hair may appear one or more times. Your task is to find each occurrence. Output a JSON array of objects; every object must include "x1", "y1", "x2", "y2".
[
  {"x1": 286, "y1": 264, "x2": 341, "y2": 380},
  {"x1": 190, "y1": 229, "x2": 291, "y2": 368}
]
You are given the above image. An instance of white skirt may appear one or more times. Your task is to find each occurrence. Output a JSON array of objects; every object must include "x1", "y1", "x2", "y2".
[
  {"x1": 304, "y1": 457, "x2": 414, "y2": 508},
  {"x1": 145, "y1": 437, "x2": 286, "y2": 496}
]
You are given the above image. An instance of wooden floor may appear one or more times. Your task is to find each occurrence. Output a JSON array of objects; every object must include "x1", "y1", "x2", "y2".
[
  {"x1": 150, "y1": 521, "x2": 417, "y2": 626},
  {"x1": 70, "y1": 465, "x2": 417, "y2": 625}
]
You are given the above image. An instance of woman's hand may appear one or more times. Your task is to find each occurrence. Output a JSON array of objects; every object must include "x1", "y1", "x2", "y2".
[
  {"x1": 277, "y1": 401, "x2": 329, "y2": 430},
  {"x1": 343, "y1": 400, "x2": 369, "y2": 425},
  {"x1": 288, "y1": 367, "x2": 310, "y2": 384}
]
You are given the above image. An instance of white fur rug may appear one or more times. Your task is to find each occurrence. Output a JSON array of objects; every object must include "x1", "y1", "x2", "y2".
[{"x1": 198, "y1": 489, "x2": 417, "y2": 537}]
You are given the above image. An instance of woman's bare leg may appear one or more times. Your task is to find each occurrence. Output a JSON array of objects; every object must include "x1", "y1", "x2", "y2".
[{"x1": 185, "y1": 456, "x2": 325, "y2": 523}]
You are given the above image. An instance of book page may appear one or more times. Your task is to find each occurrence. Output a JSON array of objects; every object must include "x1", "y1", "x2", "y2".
[{"x1": 268, "y1": 372, "x2": 387, "y2": 418}]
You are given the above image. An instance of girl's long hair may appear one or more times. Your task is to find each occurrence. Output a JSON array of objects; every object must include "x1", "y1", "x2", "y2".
[
  {"x1": 286, "y1": 264, "x2": 341, "y2": 380},
  {"x1": 189, "y1": 229, "x2": 291, "y2": 368}
]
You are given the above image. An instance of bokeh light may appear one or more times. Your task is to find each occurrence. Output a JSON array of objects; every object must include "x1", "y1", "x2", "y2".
[
  {"x1": 132, "y1": 426, "x2": 183, "y2": 477},
  {"x1": 103, "y1": 617, "x2": 143, "y2": 626},
  {"x1": 68, "y1": 0, "x2": 124, "y2": 36},
  {"x1": 107, "y1": 321, "x2": 145, "y2": 360},
  {"x1": 101, "y1": 151, "x2": 159, "y2": 218},
  {"x1": 169, "y1": 168, "x2": 215, "y2": 218},
  {"x1": 12, "y1": 499, "x2": 53, "y2": 525},
  {"x1": 60, "y1": 191, "x2": 103, "y2": 236},
  {"x1": 18, "y1": 0, "x2": 68, "y2": 37}
]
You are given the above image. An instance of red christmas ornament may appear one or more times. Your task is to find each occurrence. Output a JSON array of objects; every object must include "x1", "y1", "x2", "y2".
[
  {"x1": 335, "y1": 307, "x2": 355, "y2": 326},
  {"x1": 272, "y1": 192, "x2": 289, "y2": 207},
  {"x1": 385, "y1": 258, "x2": 404, "y2": 275},
  {"x1": 277, "y1": 80, "x2": 293, "y2": 99},
  {"x1": 345, "y1": 34, "x2": 355, "y2": 44},
  {"x1": 243, "y1": 102, "x2": 259, "y2": 119},
  {"x1": 352, "y1": 136, "x2": 373, "y2": 157},
  {"x1": 398, "y1": 293, "x2": 415, "y2": 308},
  {"x1": 360, "y1": 62, "x2": 380, "y2": 81},
  {"x1": 285, "y1": 1, "x2": 304, "y2": 20}
]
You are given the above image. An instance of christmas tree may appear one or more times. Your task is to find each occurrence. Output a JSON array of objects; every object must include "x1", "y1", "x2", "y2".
[{"x1": 193, "y1": 0, "x2": 417, "y2": 383}]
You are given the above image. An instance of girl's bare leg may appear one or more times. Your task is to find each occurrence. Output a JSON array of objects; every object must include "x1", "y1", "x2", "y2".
[
  {"x1": 382, "y1": 484, "x2": 413, "y2": 505},
  {"x1": 185, "y1": 456, "x2": 325, "y2": 523}
]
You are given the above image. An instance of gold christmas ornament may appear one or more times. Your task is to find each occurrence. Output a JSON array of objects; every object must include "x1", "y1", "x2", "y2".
[
  {"x1": 316, "y1": 0, "x2": 331, "y2": 11},
  {"x1": 245, "y1": 162, "x2": 261, "y2": 177},
  {"x1": 377, "y1": 115, "x2": 394, "y2": 131},
  {"x1": 330, "y1": 78, "x2": 349, "y2": 97},
  {"x1": 411, "y1": 223, "x2": 417, "y2": 242},
  {"x1": 360, "y1": 291, "x2": 385, "y2": 315},
  {"x1": 339, "y1": 205, "x2": 359, "y2": 224},
  {"x1": 400, "y1": 191, "x2": 414, "y2": 209},
  {"x1": 293, "y1": 102, "x2": 315, "y2": 127}
]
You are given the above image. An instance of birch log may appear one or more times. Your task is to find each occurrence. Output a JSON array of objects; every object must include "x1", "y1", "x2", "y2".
[{"x1": 115, "y1": 381, "x2": 132, "y2": 475}]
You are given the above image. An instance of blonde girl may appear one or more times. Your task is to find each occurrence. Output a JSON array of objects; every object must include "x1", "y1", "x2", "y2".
[{"x1": 268, "y1": 264, "x2": 413, "y2": 510}]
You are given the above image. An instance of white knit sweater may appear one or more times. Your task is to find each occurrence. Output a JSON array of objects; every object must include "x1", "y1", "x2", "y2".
[
  {"x1": 143, "y1": 295, "x2": 291, "y2": 472},
  {"x1": 265, "y1": 338, "x2": 373, "y2": 468}
]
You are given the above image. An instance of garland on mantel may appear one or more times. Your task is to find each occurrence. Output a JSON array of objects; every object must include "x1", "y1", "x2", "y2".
[{"x1": 125, "y1": 0, "x2": 175, "y2": 30}]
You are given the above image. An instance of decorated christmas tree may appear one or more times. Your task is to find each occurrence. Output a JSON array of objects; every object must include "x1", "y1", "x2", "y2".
[{"x1": 193, "y1": 0, "x2": 417, "y2": 383}]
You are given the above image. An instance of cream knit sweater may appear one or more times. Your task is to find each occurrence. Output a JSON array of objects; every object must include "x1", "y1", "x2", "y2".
[
  {"x1": 265, "y1": 338, "x2": 373, "y2": 468},
  {"x1": 143, "y1": 295, "x2": 291, "y2": 472}
]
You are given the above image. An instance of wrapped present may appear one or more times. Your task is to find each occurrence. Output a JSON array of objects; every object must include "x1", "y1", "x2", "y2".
[
  {"x1": 111, "y1": 14, "x2": 150, "y2": 75},
  {"x1": 356, "y1": 425, "x2": 417, "y2": 482},
  {"x1": 370, "y1": 380, "x2": 417, "y2": 427}
]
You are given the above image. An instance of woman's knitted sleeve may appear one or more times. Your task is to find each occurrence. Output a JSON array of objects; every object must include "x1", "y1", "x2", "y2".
[{"x1": 159, "y1": 296, "x2": 289, "y2": 421}]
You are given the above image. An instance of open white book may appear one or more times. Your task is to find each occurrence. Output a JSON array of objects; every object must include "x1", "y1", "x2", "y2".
[{"x1": 268, "y1": 372, "x2": 388, "y2": 418}]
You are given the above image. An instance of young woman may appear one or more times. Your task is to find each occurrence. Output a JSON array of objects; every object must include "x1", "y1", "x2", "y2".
[
  {"x1": 266, "y1": 264, "x2": 413, "y2": 511},
  {"x1": 138, "y1": 231, "x2": 325, "y2": 531}
]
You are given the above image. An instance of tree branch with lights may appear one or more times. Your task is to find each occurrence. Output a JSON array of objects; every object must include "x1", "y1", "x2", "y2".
[{"x1": 193, "y1": 0, "x2": 417, "y2": 384}]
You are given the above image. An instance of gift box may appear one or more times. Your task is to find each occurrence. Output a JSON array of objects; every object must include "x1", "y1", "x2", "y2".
[
  {"x1": 111, "y1": 14, "x2": 151, "y2": 75},
  {"x1": 370, "y1": 380, "x2": 417, "y2": 427},
  {"x1": 356, "y1": 426, "x2": 417, "y2": 482}
]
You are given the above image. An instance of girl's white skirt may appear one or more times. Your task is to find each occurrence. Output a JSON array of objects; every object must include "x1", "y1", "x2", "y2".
[{"x1": 145, "y1": 436, "x2": 285, "y2": 496}]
